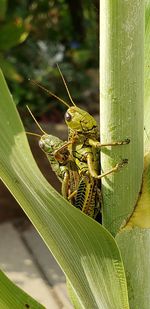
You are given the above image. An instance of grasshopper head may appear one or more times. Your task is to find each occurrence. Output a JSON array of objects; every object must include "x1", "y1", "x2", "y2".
[
  {"x1": 39, "y1": 134, "x2": 62, "y2": 154},
  {"x1": 65, "y1": 106, "x2": 97, "y2": 133},
  {"x1": 39, "y1": 134, "x2": 69, "y2": 163}
]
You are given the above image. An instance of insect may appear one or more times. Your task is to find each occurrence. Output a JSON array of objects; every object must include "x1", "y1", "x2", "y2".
[
  {"x1": 26, "y1": 107, "x2": 101, "y2": 218},
  {"x1": 29, "y1": 65, "x2": 130, "y2": 218},
  {"x1": 26, "y1": 107, "x2": 79, "y2": 203},
  {"x1": 27, "y1": 126, "x2": 101, "y2": 218},
  {"x1": 39, "y1": 134, "x2": 80, "y2": 202}
]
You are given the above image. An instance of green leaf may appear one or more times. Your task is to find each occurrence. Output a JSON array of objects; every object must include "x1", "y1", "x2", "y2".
[
  {"x1": 0, "y1": 20, "x2": 29, "y2": 51},
  {"x1": 115, "y1": 153, "x2": 150, "y2": 309},
  {"x1": 144, "y1": 0, "x2": 150, "y2": 151},
  {"x1": 0, "y1": 0, "x2": 7, "y2": 20},
  {"x1": 116, "y1": 228, "x2": 150, "y2": 309},
  {"x1": 0, "y1": 70, "x2": 129, "y2": 309},
  {"x1": 0, "y1": 53, "x2": 23, "y2": 82},
  {"x1": 0, "y1": 270, "x2": 44, "y2": 308}
]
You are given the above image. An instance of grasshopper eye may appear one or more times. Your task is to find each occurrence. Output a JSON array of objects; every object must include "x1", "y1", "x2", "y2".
[
  {"x1": 39, "y1": 140, "x2": 44, "y2": 149},
  {"x1": 65, "y1": 112, "x2": 72, "y2": 122}
]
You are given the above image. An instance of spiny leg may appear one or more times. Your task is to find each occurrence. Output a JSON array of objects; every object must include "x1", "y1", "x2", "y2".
[
  {"x1": 54, "y1": 135, "x2": 78, "y2": 163},
  {"x1": 53, "y1": 141, "x2": 72, "y2": 162},
  {"x1": 86, "y1": 152, "x2": 128, "y2": 179},
  {"x1": 68, "y1": 190, "x2": 77, "y2": 200},
  {"x1": 61, "y1": 171, "x2": 70, "y2": 198},
  {"x1": 88, "y1": 138, "x2": 130, "y2": 148},
  {"x1": 97, "y1": 159, "x2": 128, "y2": 179}
]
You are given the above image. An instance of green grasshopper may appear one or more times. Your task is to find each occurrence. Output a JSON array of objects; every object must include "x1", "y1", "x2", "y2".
[
  {"x1": 29, "y1": 66, "x2": 129, "y2": 218},
  {"x1": 56, "y1": 66, "x2": 129, "y2": 178},
  {"x1": 39, "y1": 134, "x2": 80, "y2": 203},
  {"x1": 26, "y1": 107, "x2": 79, "y2": 203},
  {"x1": 26, "y1": 107, "x2": 100, "y2": 218}
]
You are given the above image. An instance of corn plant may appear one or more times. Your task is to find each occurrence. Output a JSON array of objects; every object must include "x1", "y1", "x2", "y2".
[{"x1": 0, "y1": 1, "x2": 150, "y2": 308}]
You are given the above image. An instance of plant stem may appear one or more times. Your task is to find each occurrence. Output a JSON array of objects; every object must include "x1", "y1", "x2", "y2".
[{"x1": 100, "y1": 0, "x2": 144, "y2": 235}]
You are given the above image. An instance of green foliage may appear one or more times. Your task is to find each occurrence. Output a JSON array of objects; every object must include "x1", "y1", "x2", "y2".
[
  {"x1": 0, "y1": 69, "x2": 129, "y2": 309},
  {"x1": 144, "y1": 0, "x2": 150, "y2": 151},
  {"x1": 0, "y1": 0, "x2": 7, "y2": 20},
  {"x1": 0, "y1": 0, "x2": 98, "y2": 118},
  {"x1": 0, "y1": 270, "x2": 44, "y2": 308},
  {"x1": 0, "y1": 0, "x2": 30, "y2": 82},
  {"x1": 0, "y1": 21, "x2": 28, "y2": 51},
  {"x1": 100, "y1": 0, "x2": 144, "y2": 235}
]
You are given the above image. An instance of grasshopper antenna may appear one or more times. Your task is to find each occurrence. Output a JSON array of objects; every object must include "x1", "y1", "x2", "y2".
[
  {"x1": 26, "y1": 131, "x2": 41, "y2": 138},
  {"x1": 28, "y1": 78, "x2": 70, "y2": 108},
  {"x1": 56, "y1": 64, "x2": 76, "y2": 107},
  {"x1": 26, "y1": 105, "x2": 47, "y2": 135}
]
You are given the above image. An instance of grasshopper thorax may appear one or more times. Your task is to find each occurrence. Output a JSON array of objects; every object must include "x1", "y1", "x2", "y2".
[{"x1": 65, "y1": 106, "x2": 97, "y2": 134}]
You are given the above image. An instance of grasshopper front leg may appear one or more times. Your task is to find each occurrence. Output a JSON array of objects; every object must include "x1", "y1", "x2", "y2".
[
  {"x1": 53, "y1": 134, "x2": 78, "y2": 162},
  {"x1": 53, "y1": 141, "x2": 72, "y2": 163}
]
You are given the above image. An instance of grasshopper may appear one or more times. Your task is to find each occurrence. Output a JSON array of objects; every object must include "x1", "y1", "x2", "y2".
[
  {"x1": 29, "y1": 66, "x2": 129, "y2": 218},
  {"x1": 26, "y1": 107, "x2": 79, "y2": 203},
  {"x1": 26, "y1": 107, "x2": 100, "y2": 218},
  {"x1": 39, "y1": 134, "x2": 80, "y2": 202}
]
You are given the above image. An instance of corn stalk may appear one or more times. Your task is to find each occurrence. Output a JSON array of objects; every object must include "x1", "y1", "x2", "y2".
[{"x1": 100, "y1": 1, "x2": 150, "y2": 308}]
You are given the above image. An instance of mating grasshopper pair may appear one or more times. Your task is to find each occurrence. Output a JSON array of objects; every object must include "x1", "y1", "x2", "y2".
[{"x1": 27, "y1": 66, "x2": 129, "y2": 219}]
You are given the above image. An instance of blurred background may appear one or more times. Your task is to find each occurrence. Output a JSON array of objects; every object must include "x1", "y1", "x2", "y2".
[
  {"x1": 0, "y1": 0, "x2": 99, "y2": 120},
  {"x1": 0, "y1": 0, "x2": 99, "y2": 222}
]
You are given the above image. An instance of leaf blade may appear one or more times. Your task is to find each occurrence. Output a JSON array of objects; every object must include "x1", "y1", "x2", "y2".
[
  {"x1": 0, "y1": 70, "x2": 129, "y2": 309},
  {"x1": 0, "y1": 270, "x2": 44, "y2": 309}
]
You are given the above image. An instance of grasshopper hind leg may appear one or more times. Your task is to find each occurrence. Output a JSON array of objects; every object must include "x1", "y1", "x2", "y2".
[
  {"x1": 75, "y1": 176, "x2": 100, "y2": 219},
  {"x1": 86, "y1": 153, "x2": 128, "y2": 179},
  {"x1": 93, "y1": 187, "x2": 102, "y2": 220},
  {"x1": 61, "y1": 171, "x2": 70, "y2": 199}
]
